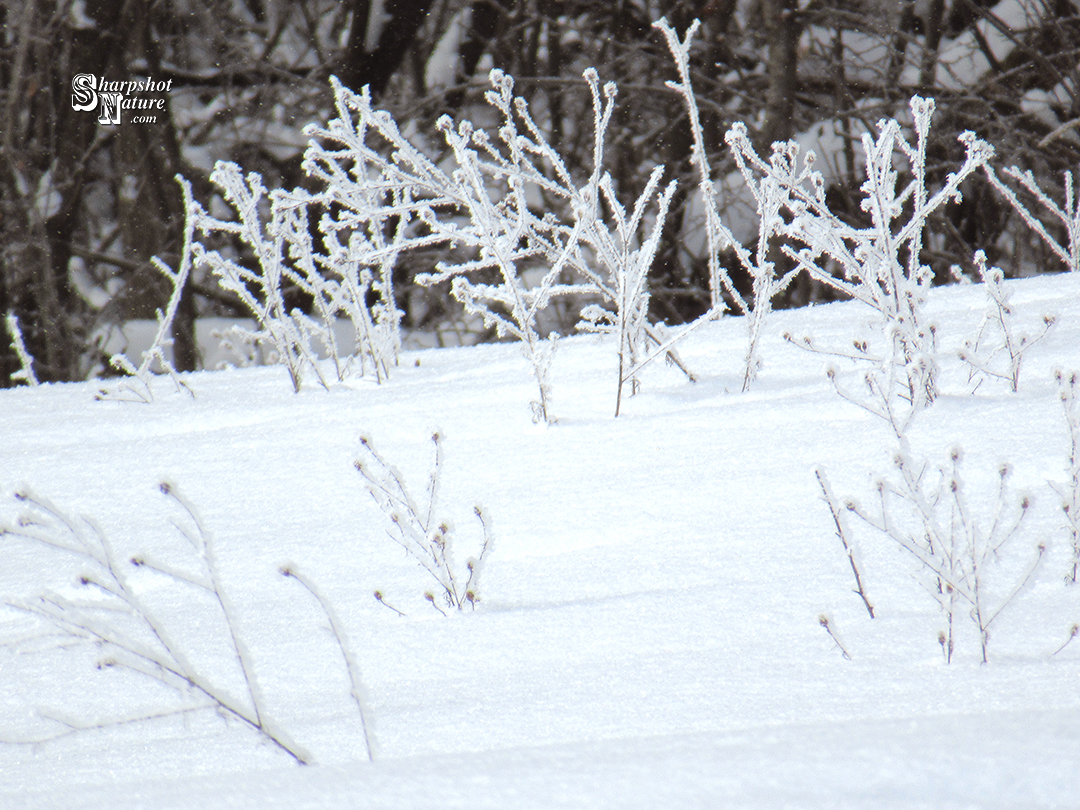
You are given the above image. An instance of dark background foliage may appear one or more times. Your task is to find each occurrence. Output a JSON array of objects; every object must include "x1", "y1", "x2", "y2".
[{"x1": 3, "y1": 0, "x2": 1078, "y2": 385}]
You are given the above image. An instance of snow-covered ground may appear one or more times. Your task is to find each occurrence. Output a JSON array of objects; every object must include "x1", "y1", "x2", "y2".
[{"x1": 2, "y1": 273, "x2": 1079, "y2": 808}]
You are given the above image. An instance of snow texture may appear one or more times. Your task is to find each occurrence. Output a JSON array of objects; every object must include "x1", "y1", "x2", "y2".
[{"x1": 2, "y1": 269, "x2": 1080, "y2": 808}]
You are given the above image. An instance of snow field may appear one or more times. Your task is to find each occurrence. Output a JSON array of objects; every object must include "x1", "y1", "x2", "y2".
[{"x1": 1, "y1": 271, "x2": 1079, "y2": 807}]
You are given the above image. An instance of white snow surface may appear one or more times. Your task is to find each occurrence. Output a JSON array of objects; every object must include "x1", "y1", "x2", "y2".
[{"x1": 2, "y1": 273, "x2": 1080, "y2": 808}]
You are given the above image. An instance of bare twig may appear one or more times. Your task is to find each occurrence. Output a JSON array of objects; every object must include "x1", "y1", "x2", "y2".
[{"x1": 818, "y1": 614, "x2": 852, "y2": 660}]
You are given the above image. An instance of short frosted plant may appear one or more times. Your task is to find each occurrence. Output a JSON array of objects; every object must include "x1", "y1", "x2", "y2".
[
  {"x1": 957, "y1": 251, "x2": 1055, "y2": 393},
  {"x1": 842, "y1": 447, "x2": 1044, "y2": 663},
  {"x1": 356, "y1": 432, "x2": 493, "y2": 613}
]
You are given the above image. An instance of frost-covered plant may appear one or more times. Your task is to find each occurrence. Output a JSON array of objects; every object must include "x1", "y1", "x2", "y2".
[
  {"x1": 4, "y1": 311, "x2": 38, "y2": 386},
  {"x1": 308, "y1": 71, "x2": 699, "y2": 421},
  {"x1": 1051, "y1": 369, "x2": 1080, "y2": 584},
  {"x1": 356, "y1": 431, "x2": 494, "y2": 613},
  {"x1": 185, "y1": 159, "x2": 400, "y2": 393},
  {"x1": 844, "y1": 447, "x2": 1044, "y2": 663},
  {"x1": 97, "y1": 175, "x2": 196, "y2": 403},
  {"x1": 958, "y1": 251, "x2": 1056, "y2": 393},
  {"x1": 280, "y1": 563, "x2": 377, "y2": 760},
  {"x1": 984, "y1": 163, "x2": 1080, "y2": 273},
  {"x1": 575, "y1": 163, "x2": 679, "y2": 416},
  {"x1": 303, "y1": 75, "x2": 586, "y2": 422},
  {"x1": 656, "y1": 18, "x2": 799, "y2": 392},
  {"x1": 758, "y1": 98, "x2": 992, "y2": 433},
  {"x1": 1, "y1": 485, "x2": 311, "y2": 764}
]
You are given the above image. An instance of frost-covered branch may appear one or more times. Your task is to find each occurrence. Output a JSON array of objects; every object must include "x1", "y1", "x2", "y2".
[{"x1": 985, "y1": 163, "x2": 1080, "y2": 273}]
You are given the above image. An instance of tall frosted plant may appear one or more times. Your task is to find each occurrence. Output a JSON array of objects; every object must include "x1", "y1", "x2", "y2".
[
  {"x1": 750, "y1": 98, "x2": 993, "y2": 434},
  {"x1": 185, "y1": 162, "x2": 402, "y2": 392},
  {"x1": 656, "y1": 18, "x2": 799, "y2": 392},
  {"x1": 309, "y1": 70, "x2": 699, "y2": 421}
]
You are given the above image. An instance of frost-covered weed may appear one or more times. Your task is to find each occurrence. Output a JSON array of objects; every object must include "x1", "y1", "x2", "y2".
[
  {"x1": 752, "y1": 98, "x2": 992, "y2": 432},
  {"x1": 97, "y1": 176, "x2": 196, "y2": 402},
  {"x1": 313, "y1": 70, "x2": 700, "y2": 420},
  {"x1": 957, "y1": 251, "x2": 1055, "y2": 393},
  {"x1": 657, "y1": 18, "x2": 800, "y2": 392},
  {"x1": 1, "y1": 486, "x2": 315, "y2": 763},
  {"x1": 184, "y1": 160, "x2": 400, "y2": 393},
  {"x1": 356, "y1": 432, "x2": 494, "y2": 612},
  {"x1": 843, "y1": 448, "x2": 1044, "y2": 663}
]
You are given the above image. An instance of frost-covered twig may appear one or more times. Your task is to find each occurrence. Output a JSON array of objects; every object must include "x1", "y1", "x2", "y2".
[
  {"x1": 98, "y1": 175, "x2": 196, "y2": 402},
  {"x1": 280, "y1": 564, "x2": 377, "y2": 761},
  {"x1": 958, "y1": 251, "x2": 1055, "y2": 393},
  {"x1": 1, "y1": 487, "x2": 310, "y2": 764},
  {"x1": 356, "y1": 431, "x2": 494, "y2": 611},
  {"x1": 5, "y1": 311, "x2": 38, "y2": 386},
  {"x1": 816, "y1": 468, "x2": 875, "y2": 618},
  {"x1": 984, "y1": 163, "x2": 1080, "y2": 273}
]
